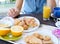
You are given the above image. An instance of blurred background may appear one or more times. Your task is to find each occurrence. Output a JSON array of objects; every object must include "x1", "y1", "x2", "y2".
[
  {"x1": 0, "y1": 0, "x2": 60, "y2": 13},
  {"x1": 0, "y1": 0, "x2": 15, "y2": 13},
  {"x1": 0, "y1": 0, "x2": 16, "y2": 18},
  {"x1": 0, "y1": 0, "x2": 59, "y2": 18}
]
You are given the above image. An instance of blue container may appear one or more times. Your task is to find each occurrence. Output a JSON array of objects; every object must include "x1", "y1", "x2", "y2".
[{"x1": 54, "y1": 7, "x2": 60, "y2": 18}]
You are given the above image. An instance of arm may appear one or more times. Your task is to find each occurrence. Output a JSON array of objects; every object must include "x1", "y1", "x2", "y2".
[
  {"x1": 8, "y1": 0, "x2": 23, "y2": 17},
  {"x1": 50, "y1": 0, "x2": 56, "y2": 9},
  {"x1": 15, "y1": 0, "x2": 23, "y2": 12},
  {"x1": 47, "y1": 0, "x2": 56, "y2": 9}
]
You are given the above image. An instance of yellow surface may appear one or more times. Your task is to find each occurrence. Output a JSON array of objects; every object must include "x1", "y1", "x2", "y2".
[
  {"x1": 43, "y1": 6, "x2": 51, "y2": 19},
  {"x1": 11, "y1": 26, "x2": 23, "y2": 37},
  {"x1": 0, "y1": 27, "x2": 10, "y2": 36}
]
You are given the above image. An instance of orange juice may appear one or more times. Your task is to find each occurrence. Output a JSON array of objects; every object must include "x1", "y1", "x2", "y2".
[{"x1": 43, "y1": 6, "x2": 51, "y2": 19}]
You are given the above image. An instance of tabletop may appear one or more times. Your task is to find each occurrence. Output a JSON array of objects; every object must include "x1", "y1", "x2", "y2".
[{"x1": 0, "y1": 14, "x2": 57, "y2": 44}]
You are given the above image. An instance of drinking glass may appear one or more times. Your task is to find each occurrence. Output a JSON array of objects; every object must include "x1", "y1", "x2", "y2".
[{"x1": 43, "y1": 6, "x2": 51, "y2": 20}]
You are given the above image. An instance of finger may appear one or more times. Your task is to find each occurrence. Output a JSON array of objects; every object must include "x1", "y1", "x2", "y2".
[
  {"x1": 8, "y1": 11, "x2": 14, "y2": 17},
  {"x1": 10, "y1": 9, "x2": 16, "y2": 15},
  {"x1": 8, "y1": 8, "x2": 19, "y2": 17},
  {"x1": 13, "y1": 9, "x2": 17, "y2": 15},
  {"x1": 8, "y1": 10, "x2": 12, "y2": 16},
  {"x1": 9, "y1": 9, "x2": 13, "y2": 15},
  {"x1": 8, "y1": 9, "x2": 15, "y2": 18}
]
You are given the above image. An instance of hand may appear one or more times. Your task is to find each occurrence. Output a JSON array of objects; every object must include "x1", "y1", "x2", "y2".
[{"x1": 8, "y1": 8, "x2": 20, "y2": 18}]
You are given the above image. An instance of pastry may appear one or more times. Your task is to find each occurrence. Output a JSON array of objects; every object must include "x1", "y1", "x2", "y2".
[
  {"x1": 33, "y1": 33, "x2": 43, "y2": 40},
  {"x1": 14, "y1": 18, "x2": 38, "y2": 30},
  {"x1": 14, "y1": 19, "x2": 20, "y2": 25},
  {"x1": 43, "y1": 40, "x2": 53, "y2": 44},
  {"x1": 25, "y1": 36, "x2": 32, "y2": 43},
  {"x1": 24, "y1": 18, "x2": 37, "y2": 27},
  {"x1": 18, "y1": 19, "x2": 28, "y2": 30},
  {"x1": 25, "y1": 35, "x2": 42, "y2": 44},
  {"x1": 25, "y1": 33, "x2": 53, "y2": 44},
  {"x1": 18, "y1": 20, "x2": 25, "y2": 26},
  {"x1": 43, "y1": 36, "x2": 51, "y2": 41},
  {"x1": 22, "y1": 24, "x2": 28, "y2": 30}
]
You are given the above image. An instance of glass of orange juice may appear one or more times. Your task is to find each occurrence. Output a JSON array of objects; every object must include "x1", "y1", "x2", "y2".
[{"x1": 43, "y1": 6, "x2": 51, "y2": 20}]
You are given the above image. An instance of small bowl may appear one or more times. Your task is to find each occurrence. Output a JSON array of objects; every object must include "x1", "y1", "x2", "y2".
[{"x1": 0, "y1": 17, "x2": 14, "y2": 27}]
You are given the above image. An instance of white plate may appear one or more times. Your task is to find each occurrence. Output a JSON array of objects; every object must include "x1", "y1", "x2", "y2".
[
  {"x1": 0, "y1": 17, "x2": 14, "y2": 27},
  {"x1": 18, "y1": 16, "x2": 40, "y2": 33},
  {"x1": 19, "y1": 29, "x2": 58, "y2": 44}
]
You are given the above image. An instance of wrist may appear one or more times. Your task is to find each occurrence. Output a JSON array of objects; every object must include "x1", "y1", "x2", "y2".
[{"x1": 15, "y1": 7, "x2": 20, "y2": 13}]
